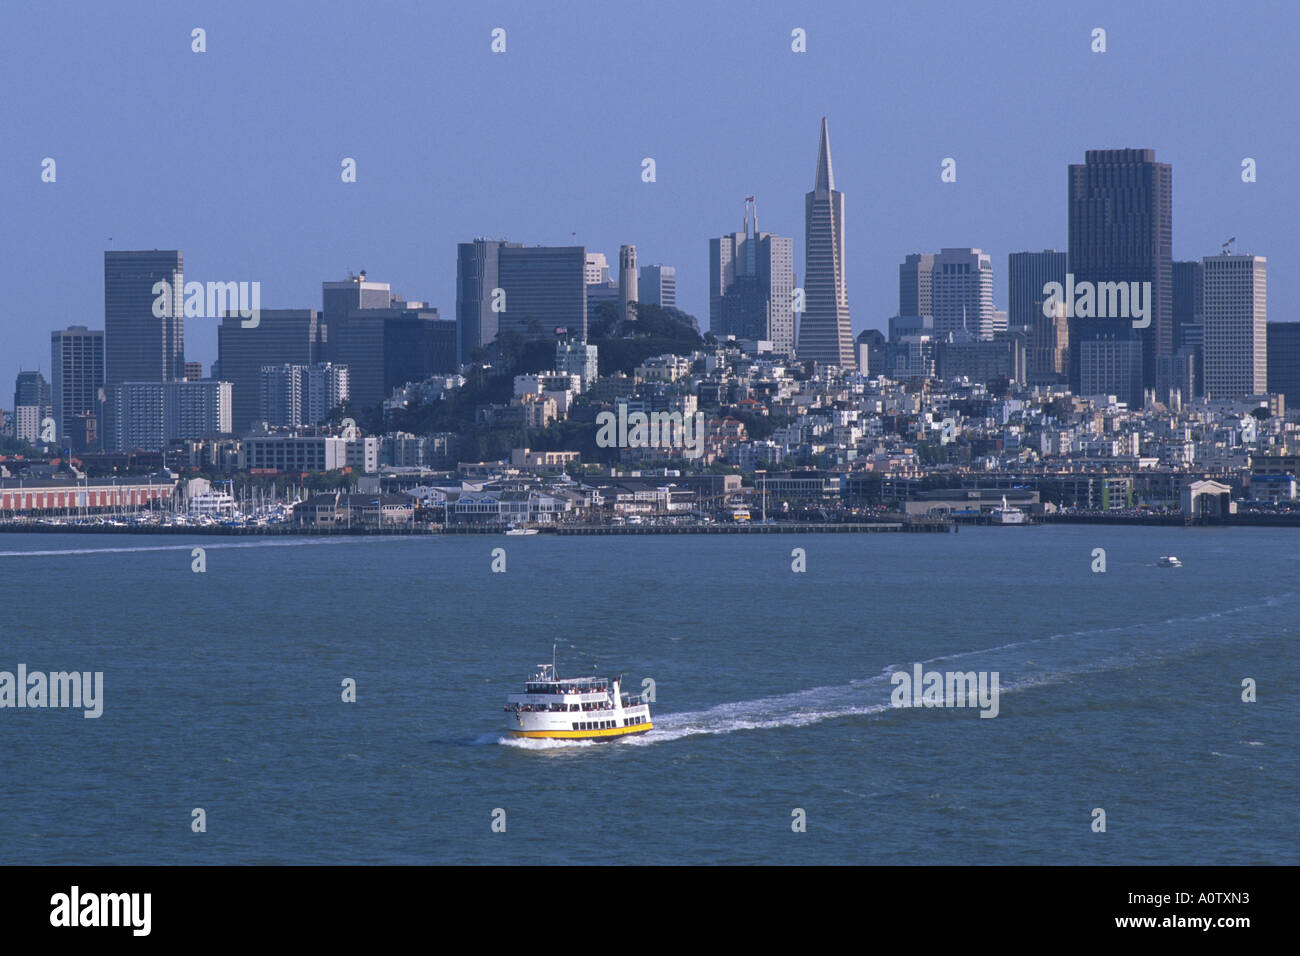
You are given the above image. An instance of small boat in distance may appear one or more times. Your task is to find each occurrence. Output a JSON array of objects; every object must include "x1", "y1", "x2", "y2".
[
  {"x1": 1157, "y1": 555, "x2": 1182, "y2": 568},
  {"x1": 504, "y1": 650, "x2": 652, "y2": 740},
  {"x1": 504, "y1": 524, "x2": 538, "y2": 535},
  {"x1": 991, "y1": 495, "x2": 1027, "y2": 525}
]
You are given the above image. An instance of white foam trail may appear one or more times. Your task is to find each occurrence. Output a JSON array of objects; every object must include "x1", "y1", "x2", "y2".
[
  {"x1": 498, "y1": 735, "x2": 600, "y2": 751},
  {"x1": 622, "y1": 591, "x2": 1289, "y2": 747},
  {"x1": 0, "y1": 537, "x2": 420, "y2": 558}
]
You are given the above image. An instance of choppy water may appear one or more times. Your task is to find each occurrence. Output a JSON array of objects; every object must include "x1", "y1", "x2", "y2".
[{"x1": 0, "y1": 527, "x2": 1295, "y2": 864}]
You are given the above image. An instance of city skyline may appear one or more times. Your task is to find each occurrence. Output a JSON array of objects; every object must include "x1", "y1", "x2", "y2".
[{"x1": 2, "y1": 1, "x2": 1292, "y2": 395}]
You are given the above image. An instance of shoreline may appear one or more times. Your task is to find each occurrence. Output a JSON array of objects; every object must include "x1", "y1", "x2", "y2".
[{"x1": 1, "y1": 512, "x2": 1298, "y2": 534}]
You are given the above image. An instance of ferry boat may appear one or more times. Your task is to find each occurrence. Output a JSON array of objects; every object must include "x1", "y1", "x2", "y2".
[
  {"x1": 504, "y1": 657, "x2": 652, "y2": 740},
  {"x1": 1157, "y1": 555, "x2": 1182, "y2": 568},
  {"x1": 990, "y1": 495, "x2": 1027, "y2": 525}
]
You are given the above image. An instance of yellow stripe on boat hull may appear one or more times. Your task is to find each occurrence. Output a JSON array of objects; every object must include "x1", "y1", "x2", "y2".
[{"x1": 509, "y1": 722, "x2": 653, "y2": 739}]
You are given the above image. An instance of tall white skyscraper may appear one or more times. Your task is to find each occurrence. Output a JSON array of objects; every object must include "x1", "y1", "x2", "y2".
[
  {"x1": 1203, "y1": 253, "x2": 1267, "y2": 399},
  {"x1": 930, "y1": 248, "x2": 994, "y2": 339}
]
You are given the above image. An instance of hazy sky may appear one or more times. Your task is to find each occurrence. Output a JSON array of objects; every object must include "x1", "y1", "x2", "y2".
[{"x1": 2, "y1": 0, "x2": 1295, "y2": 395}]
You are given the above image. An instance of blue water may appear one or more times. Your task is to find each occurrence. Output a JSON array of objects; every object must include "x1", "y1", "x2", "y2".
[{"x1": 0, "y1": 527, "x2": 1295, "y2": 864}]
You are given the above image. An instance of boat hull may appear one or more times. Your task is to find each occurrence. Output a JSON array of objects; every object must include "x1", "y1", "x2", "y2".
[{"x1": 509, "y1": 722, "x2": 653, "y2": 740}]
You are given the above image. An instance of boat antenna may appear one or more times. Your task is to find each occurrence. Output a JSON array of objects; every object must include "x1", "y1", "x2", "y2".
[{"x1": 552, "y1": 643, "x2": 556, "y2": 676}]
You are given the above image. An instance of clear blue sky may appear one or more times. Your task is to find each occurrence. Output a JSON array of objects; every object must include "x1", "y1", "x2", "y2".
[{"x1": 1, "y1": 0, "x2": 1295, "y2": 395}]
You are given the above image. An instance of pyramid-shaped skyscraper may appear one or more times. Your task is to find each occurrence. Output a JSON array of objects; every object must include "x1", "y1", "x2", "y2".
[{"x1": 797, "y1": 117, "x2": 855, "y2": 368}]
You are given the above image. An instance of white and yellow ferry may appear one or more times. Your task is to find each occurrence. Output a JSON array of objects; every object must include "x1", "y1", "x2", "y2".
[{"x1": 505, "y1": 658, "x2": 652, "y2": 740}]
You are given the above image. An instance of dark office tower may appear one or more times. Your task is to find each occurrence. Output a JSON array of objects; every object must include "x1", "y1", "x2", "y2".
[
  {"x1": 104, "y1": 250, "x2": 185, "y2": 386},
  {"x1": 1267, "y1": 323, "x2": 1300, "y2": 405},
  {"x1": 457, "y1": 239, "x2": 508, "y2": 364},
  {"x1": 1008, "y1": 251, "x2": 1066, "y2": 332},
  {"x1": 496, "y1": 245, "x2": 587, "y2": 342},
  {"x1": 334, "y1": 303, "x2": 451, "y2": 410},
  {"x1": 1172, "y1": 260, "x2": 1204, "y2": 398},
  {"x1": 709, "y1": 199, "x2": 795, "y2": 354},
  {"x1": 14, "y1": 369, "x2": 52, "y2": 410},
  {"x1": 899, "y1": 254, "x2": 934, "y2": 318},
  {"x1": 322, "y1": 273, "x2": 392, "y2": 361},
  {"x1": 50, "y1": 326, "x2": 105, "y2": 442},
  {"x1": 1067, "y1": 149, "x2": 1172, "y2": 404},
  {"x1": 218, "y1": 309, "x2": 325, "y2": 433},
  {"x1": 798, "y1": 117, "x2": 855, "y2": 368},
  {"x1": 458, "y1": 241, "x2": 584, "y2": 361},
  {"x1": 1172, "y1": 260, "x2": 1204, "y2": 346}
]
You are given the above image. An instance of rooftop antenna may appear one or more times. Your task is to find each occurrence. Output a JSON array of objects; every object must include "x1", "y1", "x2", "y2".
[{"x1": 1221, "y1": 237, "x2": 1236, "y2": 255}]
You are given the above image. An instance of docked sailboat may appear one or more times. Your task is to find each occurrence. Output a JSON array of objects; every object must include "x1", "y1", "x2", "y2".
[{"x1": 504, "y1": 655, "x2": 652, "y2": 740}]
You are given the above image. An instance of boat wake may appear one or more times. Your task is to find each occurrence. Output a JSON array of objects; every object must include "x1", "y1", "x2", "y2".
[{"x1": 619, "y1": 591, "x2": 1293, "y2": 746}]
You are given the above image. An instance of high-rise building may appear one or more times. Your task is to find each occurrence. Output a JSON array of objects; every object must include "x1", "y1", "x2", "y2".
[
  {"x1": 322, "y1": 273, "x2": 392, "y2": 335},
  {"x1": 709, "y1": 199, "x2": 795, "y2": 355},
  {"x1": 930, "y1": 248, "x2": 994, "y2": 339},
  {"x1": 797, "y1": 118, "x2": 855, "y2": 367},
  {"x1": 1076, "y1": 331, "x2": 1143, "y2": 404},
  {"x1": 936, "y1": 335, "x2": 1026, "y2": 385},
  {"x1": 1172, "y1": 260, "x2": 1205, "y2": 398},
  {"x1": 218, "y1": 309, "x2": 325, "y2": 433},
  {"x1": 50, "y1": 326, "x2": 104, "y2": 443},
  {"x1": 1172, "y1": 261, "x2": 1204, "y2": 346},
  {"x1": 1008, "y1": 251, "x2": 1067, "y2": 332},
  {"x1": 184, "y1": 361, "x2": 204, "y2": 381},
  {"x1": 899, "y1": 254, "x2": 934, "y2": 319},
  {"x1": 856, "y1": 329, "x2": 886, "y2": 378},
  {"x1": 1202, "y1": 253, "x2": 1266, "y2": 399},
  {"x1": 1009, "y1": 250, "x2": 1069, "y2": 385},
  {"x1": 333, "y1": 300, "x2": 452, "y2": 410},
  {"x1": 104, "y1": 250, "x2": 185, "y2": 386},
  {"x1": 259, "y1": 363, "x2": 350, "y2": 428},
  {"x1": 457, "y1": 239, "x2": 506, "y2": 362},
  {"x1": 1029, "y1": 302, "x2": 1070, "y2": 385},
  {"x1": 499, "y1": 245, "x2": 586, "y2": 343},
  {"x1": 1266, "y1": 323, "x2": 1300, "y2": 405},
  {"x1": 639, "y1": 264, "x2": 676, "y2": 310},
  {"x1": 106, "y1": 380, "x2": 232, "y2": 451},
  {"x1": 457, "y1": 241, "x2": 587, "y2": 361},
  {"x1": 1067, "y1": 149, "x2": 1172, "y2": 404},
  {"x1": 13, "y1": 370, "x2": 52, "y2": 444}
]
